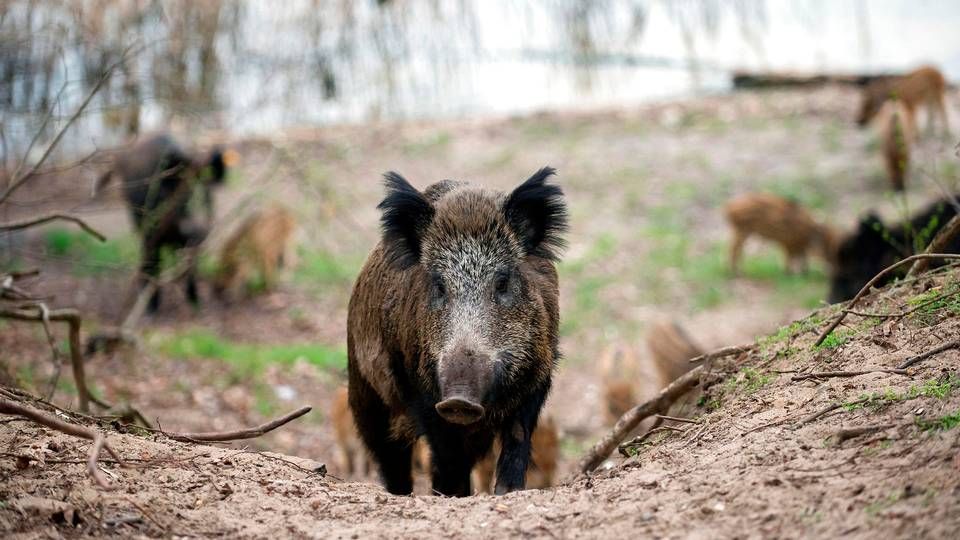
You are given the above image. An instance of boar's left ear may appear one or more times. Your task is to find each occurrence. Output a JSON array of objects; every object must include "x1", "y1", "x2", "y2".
[
  {"x1": 378, "y1": 171, "x2": 435, "y2": 269},
  {"x1": 503, "y1": 167, "x2": 568, "y2": 260}
]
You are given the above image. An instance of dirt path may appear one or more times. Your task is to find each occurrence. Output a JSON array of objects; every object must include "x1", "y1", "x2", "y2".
[{"x1": 3, "y1": 268, "x2": 960, "y2": 538}]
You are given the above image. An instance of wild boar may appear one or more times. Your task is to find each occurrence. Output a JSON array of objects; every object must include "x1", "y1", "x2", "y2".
[
  {"x1": 97, "y1": 133, "x2": 234, "y2": 312},
  {"x1": 214, "y1": 204, "x2": 298, "y2": 301},
  {"x1": 857, "y1": 65, "x2": 949, "y2": 136},
  {"x1": 725, "y1": 193, "x2": 839, "y2": 275},
  {"x1": 878, "y1": 100, "x2": 915, "y2": 192},
  {"x1": 828, "y1": 196, "x2": 960, "y2": 303},
  {"x1": 472, "y1": 414, "x2": 559, "y2": 494},
  {"x1": 347, "y1": 167, "x2": 567, "y2": 496}
]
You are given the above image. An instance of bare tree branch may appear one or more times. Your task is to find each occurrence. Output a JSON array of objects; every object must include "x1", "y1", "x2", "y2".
[
  {"x1": 815, "y1": 254, "x2": 960, "y2": 347},
  {"x1": 0, "y1": 307, "x2": 96, "y2": 412},
  {"x1": 0, "y1": 212, "x2": 106, "y2": 241},
  {"x1": 0, "y1": 44, "x2": 137, "y2": 205},
  {"x1": 0, "y1": 397, "x2": 121, "y2": 489},
  {"x1": 162, "y1": 406, "x2": 312, "y2": 442},
  {"x1": 906, "y1": 215, "x2": 960, "y2": 277}
]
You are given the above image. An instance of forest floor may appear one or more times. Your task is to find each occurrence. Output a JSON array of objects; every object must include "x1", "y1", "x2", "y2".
[{"x1": 1, "y1": 85, "x2": 959, "y2": 537}]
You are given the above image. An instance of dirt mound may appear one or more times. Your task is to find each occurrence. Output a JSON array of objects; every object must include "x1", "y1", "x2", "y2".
[{"x1": 3, "y1": 267, "x2": 960, "y2": 538}]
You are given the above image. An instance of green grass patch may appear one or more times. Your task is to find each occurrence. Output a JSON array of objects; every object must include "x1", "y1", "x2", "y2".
[
  {"x1": 43, "y1": 227, "x2": 139, "y2": 275},
  {"x1": 844, "y1": 375, "x2": 960, "y2": 411},
  {"x1": 916, "y1": 409, "x2": 960, "y2": 432},
  {"x1": 906, "y1": 282, "x2": 960, "y2": 325},
  {"x1": 728, "y1": 367, "x2": 772, "y2": 394},
  {"x1": 153, "y1": 329, "x2": 346, "y2": 377},
  {"x1": 293, "y1": 248, "x2": 361, "y2": 288}
]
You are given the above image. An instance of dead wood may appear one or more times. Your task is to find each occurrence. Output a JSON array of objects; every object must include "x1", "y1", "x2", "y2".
[
  {"x1": 0, "y1": 397, "x2": 121, "y2": 489},
  {"x1": 794, "y1": 397, "x2": 868, "y2": 428},
  {"x1": 0, "y1": 307, "x2": 96, "y2": 412},
  {"x1": 0, "y1": 212, "x2": 107, "y2": 241},
  {"x1": 815, "y1": 254, "x2": 960, "y2": 347},
  {"x1": 829, "y1": 424, "x2": 895, "y2": 445},
  {"x1": 897, "y1": 338, "x2": 960, "y2": 369},
  {"x1": 906, "y1": 215, "x2": 960, "y2": 278},
  {"x1": 654, "y1": 414, "x2": 700, "y2": 424},
  {"x1": 618, "y1": 426, "x2": 686, "y2": 457},
  {"x1": 687, "y1": 344, "x2": 752, "y2": 363},
  {"x1": 162, "y1": 406, "x2": 312, "y2": 442},
  {"x1": 791, "y1": 369, "x2": 909, "y2": 381}
]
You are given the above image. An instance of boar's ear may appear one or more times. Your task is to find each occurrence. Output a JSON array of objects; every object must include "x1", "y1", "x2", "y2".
[
  {"x1": 378, "y1": 172, "x2": 435, "y2": 268},
  {"x1": 503, "y1": 167, "x2": 568, "y2": 260}
]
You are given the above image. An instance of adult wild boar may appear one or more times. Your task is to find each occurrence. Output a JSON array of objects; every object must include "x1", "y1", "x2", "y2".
[
  {"x1": 97, "y1": 133, "x2": 232, "y2": 312},
  {"x1": 347, "y1": 167, "x2": 567, "y2": 496},
  {"x1": 828, "y1": 197, "x2": 959, "y2": 303}
]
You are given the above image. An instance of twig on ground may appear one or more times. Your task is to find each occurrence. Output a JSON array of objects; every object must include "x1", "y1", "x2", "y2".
[
  {"x1": 0, "y1": 212, "x2": 106, "y2": 241},
  {"x1": 815, "y1": 254, "x2": 960, "y2": 347},
  {"x1": 791, "y1": 369, "x2": 909, "y2": 381},
  {"x1": 843, "y1": 287, "x2": 960, "y2": 320},
  {"x1": 126, "y1": 497, "x2": 167, "y2": 533},
  {"x1": 829, "y1": 424, "x2": 895, "y2": 445},
  {"x1": 687, "y1": 344, "x2": 752, "y2": 363},
  {"x1": 0, "y1": 397, "x2": 121, "y2": 489},
  {"x1": 897, "y1": 338, "x2": 960, "y2": 369},
  {"x1": 795, "y1": 397, "x2": 868, "y2": 428},
  {"x1": 162, "y1": 406, "x2": 312, "y2": 443},
  {"x1": 618, "y1": 425, "x2": 686, "y2": 456},
  {"x1": 654, "y1": 414, "x2": 700, "y2": 424}
]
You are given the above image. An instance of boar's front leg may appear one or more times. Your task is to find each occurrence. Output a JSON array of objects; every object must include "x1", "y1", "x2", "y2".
[
  {"x1": 425, "y1": 423, "x2": 493, "y2": 497},
  {"x1": 494, "y1": 389, "x2": 548, "y2": 495}
]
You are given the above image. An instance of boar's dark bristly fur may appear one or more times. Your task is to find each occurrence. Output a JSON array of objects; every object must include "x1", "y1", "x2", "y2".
[
  {"x1": 348, "y1": 167, "x2": 567, "y2": 497},
  {"x1": 828, "y1": 196, "x2": 960, "y2": 303}
]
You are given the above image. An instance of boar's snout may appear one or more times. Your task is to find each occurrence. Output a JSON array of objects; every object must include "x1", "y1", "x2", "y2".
[
  {"x1": 436, "y1": 347, "x2": 492, "y2": 425},
  {"x1": 435, "y1": 397, "x2": 485, "y2": 425}
]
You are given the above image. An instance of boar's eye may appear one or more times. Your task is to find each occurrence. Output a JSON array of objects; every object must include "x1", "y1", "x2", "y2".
[
  {"x1": 429, "y1": 271, "x2": 447, "y2": 308},
  {"x1": 493, "y1": 268, "x2": 515, "y2": 305}
]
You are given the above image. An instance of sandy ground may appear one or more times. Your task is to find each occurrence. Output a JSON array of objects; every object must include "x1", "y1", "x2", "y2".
[
  {"x1": 2, "y1": 267, "x2": 959, "y2": 538},
  {"x1": 2, "y1": 85, "x2": 960, "y2": 537}
]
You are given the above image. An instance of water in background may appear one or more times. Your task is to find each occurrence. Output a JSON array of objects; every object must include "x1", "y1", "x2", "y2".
[{"x1": 2, "y1": 0, "x2": 959, "y2": 159}]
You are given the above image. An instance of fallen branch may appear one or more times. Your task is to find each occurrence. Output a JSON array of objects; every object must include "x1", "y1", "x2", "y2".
[
  {"x1": 687, "y1": 344, "x2": 752, "y2": 364},
  {"x1": 843, "y1": 287, "x2": 960, "y2": 320},
  {"x1": 163, "y1": 406, "x2": 312, "y2": 442},
  {"x1": 618, "y1": 425, "x2": 686, "y2": 456},
  {"x1": 791, "y1": 369, "x2": 909, "y2": 381},
  {"x1": 0, "y1": 307, "x2": 96, "y2": 412},
  {"x1": 794, "y1": 397, "x2": 868, "y2": 428},
  {"x1": 654, "y1": 414, "x2": 700, "y2": 424},
  {"x1": 578, "y1": 365, "x2": 705, "y2": 473},
  {"x1": 0, "y1": 212, "x2": 106, "y2": 242},
  {"x1": 815, "y1": 254, "x2": 960, "y2": 347},
  {"x1": 0, "y1": 397, "x2": 121, "y2": 489},
  {"x1": 906, "y1": 214, "x2": 960, "y2": 278},
  {"x1": 828, "y1": 424, "x2": 895, "y2": 445},
  {"x1": 897, "y1": 338, "x2": 960, "y2": 369}
]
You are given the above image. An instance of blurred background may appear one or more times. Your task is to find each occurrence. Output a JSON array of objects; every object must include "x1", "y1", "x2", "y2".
[{"x1": 2, "y1": 0, "x2": 959, "y2": 482}]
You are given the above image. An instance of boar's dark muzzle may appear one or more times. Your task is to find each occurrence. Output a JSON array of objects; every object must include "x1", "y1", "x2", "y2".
[
  {"x1": 435, "y1": 397, "x2": 485, "y2": 425},
  {"x1": 436, "y1": 346, "x2": 493, "y2": 425}
]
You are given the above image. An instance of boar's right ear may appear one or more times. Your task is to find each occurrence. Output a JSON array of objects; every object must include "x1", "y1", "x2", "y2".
[
  {"x1": 503, "y1": 167, "x2": 568, "y2": 260},
  {"x1": 378, "y1": 172, "x2": 435, "y2": 268}
]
